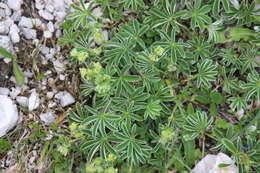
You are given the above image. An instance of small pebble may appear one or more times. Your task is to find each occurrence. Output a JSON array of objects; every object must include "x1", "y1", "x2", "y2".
[
  {"x1": 55, "y1": 91, "x2": 75, "y2": 107},
  {"x1": 28, "y1": 89, "x2": 40, "y2": 111},
  {"x1": 16, "y1": 96, "x2": 28, "y2": 107},
  {"x1": 40, "y1": 112, "x2": 56, "y2": 125}
]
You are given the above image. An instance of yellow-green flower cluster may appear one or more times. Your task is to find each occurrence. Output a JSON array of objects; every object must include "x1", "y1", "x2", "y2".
[
  {"x1": 148, "y1": 46, "x2": 165, "y2": 62},
  {"x1": 70, "y1": 48, "x2": 89, "y2": 62},
  {"x1": 80, "y1": 62, "x2": 112, "y2": 95},
  {"x1": 94, "y1": 74, "x2": 112, "y2": 94},
  {"x1": 93, "y1": 29, "x2": 104, "y2": 43},
  {"x1": 80, "y1": 62, "x2": 102, "y2": 80},
  {"x1": 85, "y1": 157, "x2": 118, "y2": 173},
  {"x1": 107, "y1": 153, "x2": 116, "y2": 162},
  {"x1": 69, "y1": 122, "x2": 84, "y2": 138},
  {"x1": 159, "y1": 128, "x2": 174, "y2": 145}
]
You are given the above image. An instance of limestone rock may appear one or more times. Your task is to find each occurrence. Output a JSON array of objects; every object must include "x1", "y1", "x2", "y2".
[
  {"x1": 191, "y1": 153, "x2": 238, "y2": 173},
  {"x1": 0, "y1": 95, "x2": 19, "y2": 137}
]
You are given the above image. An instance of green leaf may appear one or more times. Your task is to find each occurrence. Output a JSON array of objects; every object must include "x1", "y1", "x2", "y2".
[
  {"x1": 196, "y1": 59, "x2": 218, "y2": 88},
  {"x1": 12, "y1": 61, "x2": 25, "y2": 86},
  {"x1": 210, "y1": 92, "x2": 224, "y2": 104},
  {"x1": 187, "y1": 103, "x2": 195, "y2": 115},
  {"x1": 222, "y1": 138, "x2": 238, "y2": 154},
  {"x1": 210, "y1": 103, "x2": 217, "y2": 117},
  {"x1": 195, "y1": 95, "x2": 211, "y2": 104},
  {"x1": 144, "y1": 100, "x2": 162, "y2": 120},
  {"x1": 218, "y1": 163, "x2": 231, "y2": 168},
  {"x1": 0, "y1": 46, "x2": 15, "y2": 59}
]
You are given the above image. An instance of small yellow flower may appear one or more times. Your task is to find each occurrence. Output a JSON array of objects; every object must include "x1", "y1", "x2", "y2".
[
  {"x1": 93, "y1": 29, "x2": 104, "y2": 42},
  {"x1": 93, "y1": 62, "x2": 102, "y2": 74},
  {"x1": 77, "y1": 51, "x2": 88, "y2": 62},
  {"x1": 69, "y1": 122, "x2": 78, "y2": 131},
  {"x1": 86, "y1": 164, "x2": 96, "y2": 173},
  {"x1": 148, "y1": 53, "x2": 159, "y2": 62},
  {"x1": 70, "y1": 48, "x2": 78, "y2": 57},
  {"x1": 80, "y1": 68, "x2": 88, "y2": 78},
  {"x1": 154, "y1": 46, "x2": 165, "y2": 56},
  {"x1": 107, "y1": 153, "x2": 116, "y2": 161},
  {"x1": 106, "y1": 167, "x2": 117, "y2": 173},
  {"x1": 162, "y1": 130, "x2": 171, "y2": 138},
  {"x1": 94, "y1": 157, "x2": 103, "y2": 165}
]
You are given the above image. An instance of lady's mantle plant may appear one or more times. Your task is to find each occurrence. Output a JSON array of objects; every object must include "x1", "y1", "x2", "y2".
[{"x1": 60, "y1": 0, "x2": 260, "y2": 172}]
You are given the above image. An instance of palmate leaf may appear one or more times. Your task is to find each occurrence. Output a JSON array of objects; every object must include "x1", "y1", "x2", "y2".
[
  {"x1": 120, "y1": 20, "x2": 149, "y2": 49},
  {"x1": 119, "y1": 0, "x2": 145, "y2": 11},
  {"x1": 189, "y1": 36, "x2": 213, "y2": 60},
  {"x1": 154, "y1": 29, "x2": 190, "y2": 63},
  {"x1": 82, "y1": 106, "x2": 121, "y2": 136},
  {"x1": 212, "y1": 0, "x2": 229, "y2": 16},
  {"x1": 240, "y1": 47, "x2": 259, "y2": 74},
  {"x1": 183, "y1": 111, "x2": 213, "y2": 139},
  {"x1": 112, "y1": 64, "x2": 140, "y2": 95},
  {"x1": 104, "y1": 33, "x2": 136, "y2": 66},
  {"x1": 144, "y1": 99, "x2": 162, "y2": 120},
  {"x1": 145, "y1": 0, "x2": 187, "y2": 32},
  {"x1": 111, "y1": 102, "x2": 143, "y2": 127},
  {"x1": 183, "y1": 0, "x2": 212, "y2": 30},
  {"x1": 242, "y1": 70, "x2": 260, "y2": 102},
  {"x1": 225, "y1": 1, "x2": 258, "y2": 25},
  {"x1": 67, "y1": 0, "x2": 97, "y2": 29},
  {"x1": 113, "y1": 124, "x2": 152, "y2": 166},
  {"x1": 196, "y1": 59, "x2": 218, "y2": 88},
  {"x1": 228, "y1": 97, "x2": 247, "y2": 112},
  {"x1": 81, "y1": 131, "x2": 116, "y2": 161}
]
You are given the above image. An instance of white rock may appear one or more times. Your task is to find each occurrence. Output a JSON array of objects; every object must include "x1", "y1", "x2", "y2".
[
  {"x1": 46, "y1": 53, "x2": 54, "y2": 60},
  {"x1": 43, "y1": 30, "x2": 52, "y2": 38},
  {"x1": 52, "y1": 0, "x2": 65, "y2": 9},
  {"x1": 40, "y1": 46, "x2": 50, "y2": 55},
  {"x1": 47, "y1": 21, "x2": 54, "y2": 32},
  {"x1": 9, "y1": 24, "x2": 20, "y2": 43},
  {"x1": 11, "y1": 10, "x2": 22, "y2": 21},
  {"x1": 7, "y1": 0, "x2": 23, "y2": 11},
  {"x1": 24, "y1": 71, "x2": 33, "y2": 78},
  {"x1": 9, "y1": 87, "x2": 21, "y2": 99},
  {"x1": 55, "y1": 10, "x2": 66, "y2": 22},
  {"x1": 0, "y1": 95, "x2": 19, "y2": 137},
  {"x1": 59, "y1": 74, "x2": 65, "y2": 81},
  {"x1": 0, "y1": 35, "x2": 13, "y2": 59},
  {"x1": 39, "y1": 10, "x2": 54, "y2": 20},
  {"x1": 40, "y1": 112, "x2": 56, "y2": 125},
  {"x1": 19, "y1": 17, "x2": 33, "y2": 28},
  {"x1": 46, "y1": 91, "x2": 54, "y2": 99},
  {"x1": 21, "y1": 28, "x2": 37, "y2": 39},
  {"x1": 191, "y1": 153, "x2": 238, "y2": 173},
  {"x1": 0, "y1": 19, "x2": 13, "y2": 34},
  {"x1": 16, "y1": 96, "x2": 28, "y2": 107},
  {"x1": 55, "y1": 29, "x2": 62, "y2": 38},
  {"x1": 55, "y1": 91, "x2": 75, "y2": 107},
  {"x1": 28, "y1": 90, "x2": 40, "y2": 111},
  {"x1": 237, "y1": 109, "x2": 244, "y2": 120},
  {"x1": 0, "y1": 3, "x2": 11, "y2": 16},
  {"x1": 46, "y1": 4, "x2": 54, "y2": 13},
  {"x1": 0, "y1": 87, "x2": 10, "y2": 95},
  {"x1": 35, "y1": 0, "x2": 44, "y2": 10},
  {"x1": 52, "y1": 59, "x2": 65, "y2": 73},
  {"x1": 48, "y1": 101, "x2": 56, "y2": 108}
]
